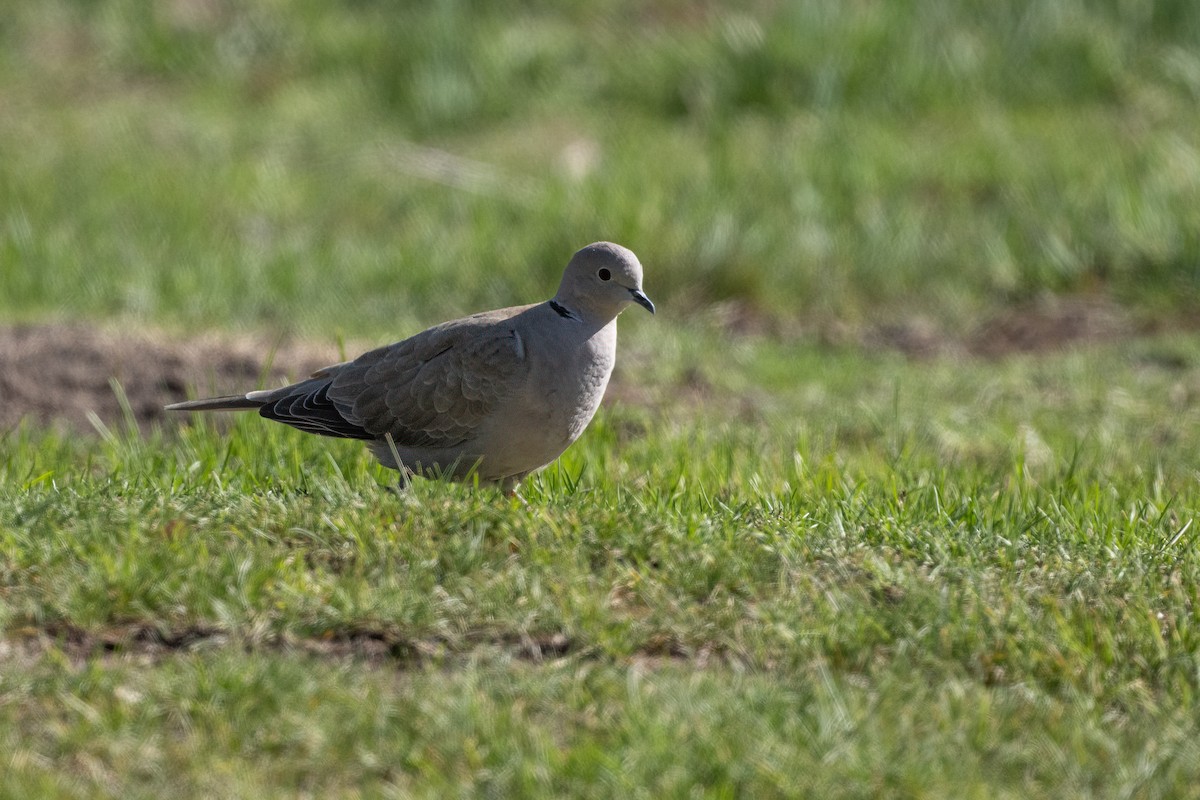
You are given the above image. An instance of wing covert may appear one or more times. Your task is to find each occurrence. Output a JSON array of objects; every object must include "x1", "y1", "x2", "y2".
[{"x1": 328, "y1": 321, "x2": 528, "y2": 449}]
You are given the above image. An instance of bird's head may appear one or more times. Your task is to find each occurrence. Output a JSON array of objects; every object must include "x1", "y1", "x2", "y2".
[{"x1": 554, "y1": 241, "x2": 655, "y2": 321}]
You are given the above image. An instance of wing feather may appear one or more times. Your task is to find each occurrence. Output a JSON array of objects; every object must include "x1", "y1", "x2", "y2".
[
  {"x1": 258, "y1": 378, "x2": 376, "y2": 440},
  {"x1": 248, "y1": 311, "x2": 530, "y2": 447},
  {"x1": 329, "y1": 318, "x2": 528, "y2": 449}
]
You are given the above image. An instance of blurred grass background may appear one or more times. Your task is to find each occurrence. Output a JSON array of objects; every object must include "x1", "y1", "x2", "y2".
[
  {"x1": 4, "y1": 3, "x2": 1200, "y2": 797},
  {"x1": 2, "y1": 0, "x2": 1198, "y2": 336}
]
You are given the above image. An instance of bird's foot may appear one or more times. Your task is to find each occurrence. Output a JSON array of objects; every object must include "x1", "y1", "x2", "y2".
[
  {"x1": 384, "y1": 469, "x2": 413, "y2": 497},
  {"x1": 500, "y1": 477, "x2": 528, "y2": 506}
]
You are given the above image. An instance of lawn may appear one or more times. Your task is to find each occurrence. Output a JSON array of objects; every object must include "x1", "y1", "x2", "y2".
[{"x1": 3, "y1": 1, "x2": 1200, "y2": 797}]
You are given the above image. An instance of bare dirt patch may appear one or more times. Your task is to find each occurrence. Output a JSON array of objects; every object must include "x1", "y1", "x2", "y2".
[
  {"x1": 1, "y1": 622, "x2": 686, "y2": 670},
  {"x1": 965, "y1": 295, "x2": 1139, "y2": 358},
  {"x1": 700, "y1": 294, "x2": 1148, "y2": 360},
  {"x1": 868, "y1": 295, "x2": 1142, "y2": 359},
  {"x1": 0, "y1": 321, "x2": 339, "y2": 432},
  {"x1": 0, "y1": 298, "x2": 1165, "y2": 433}
]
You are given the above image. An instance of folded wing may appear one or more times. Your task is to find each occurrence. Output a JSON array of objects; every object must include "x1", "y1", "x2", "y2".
[{"x1": 258, "y1": 319, "x2": 528, "y2": 448}]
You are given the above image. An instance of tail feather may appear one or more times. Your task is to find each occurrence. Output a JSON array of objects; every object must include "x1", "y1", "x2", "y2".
[{"x1": 165, "y1": 394, "x2": 265, "y2": 412}]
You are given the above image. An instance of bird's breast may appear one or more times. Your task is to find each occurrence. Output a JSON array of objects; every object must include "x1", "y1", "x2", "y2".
[
  {"x1": 486, "y1": 321, "x2": 616, "y2": 469},
  {"x1": 547, "y1": 322, "x2": 616, "y2": 435}
]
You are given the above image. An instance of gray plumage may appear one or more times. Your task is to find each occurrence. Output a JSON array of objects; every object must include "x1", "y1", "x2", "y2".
[{"x1": 166, "y1": 241, "x2": 654, "y2": 491}]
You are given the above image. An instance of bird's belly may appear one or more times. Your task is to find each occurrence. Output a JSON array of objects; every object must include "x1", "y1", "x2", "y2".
[
  {"x1": 475, "y1": 347, "x2": 613, "y2": 478},
  {"x1": 477, "y1": 393, "x2": 596, "y2": 475}
]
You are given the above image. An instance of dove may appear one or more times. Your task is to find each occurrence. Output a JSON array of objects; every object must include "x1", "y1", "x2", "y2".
[{"x1": 166, "y1": 242, "x2": 654, "y2": 491}]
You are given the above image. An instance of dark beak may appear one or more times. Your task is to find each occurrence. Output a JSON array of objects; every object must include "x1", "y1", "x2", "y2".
[{"x1": 629, "y1": 288, "x2": 655, "y2": 314}]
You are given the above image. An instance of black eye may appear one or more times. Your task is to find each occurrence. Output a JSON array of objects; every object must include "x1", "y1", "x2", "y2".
[{"x1": 598, "y1": 268, "x2": 611, "y2": 281}]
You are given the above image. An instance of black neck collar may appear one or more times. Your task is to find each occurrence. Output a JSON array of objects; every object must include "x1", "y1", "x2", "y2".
[{"x1": 548, "y1": 300, "x2": 577, "y2": 320}]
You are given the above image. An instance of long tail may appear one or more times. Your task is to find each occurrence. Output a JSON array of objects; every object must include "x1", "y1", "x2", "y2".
[
  {"x1": 166, "y1": 378, "x2": 374, "y2": 440},
  {"x1": 165, "y1": 394, "x2": 266, "y2": 412}
]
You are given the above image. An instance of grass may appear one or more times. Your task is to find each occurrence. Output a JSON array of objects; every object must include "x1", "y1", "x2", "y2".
[
  {"x1": 3, "y1": 0, "x2": 1200, "y2": 796},
  {"x1": 2, "y1": 0, "x2": 1199, "y2": 334},
  {"x1": 5, "y1": 329, "x2": 1200, "y2": 796}
]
